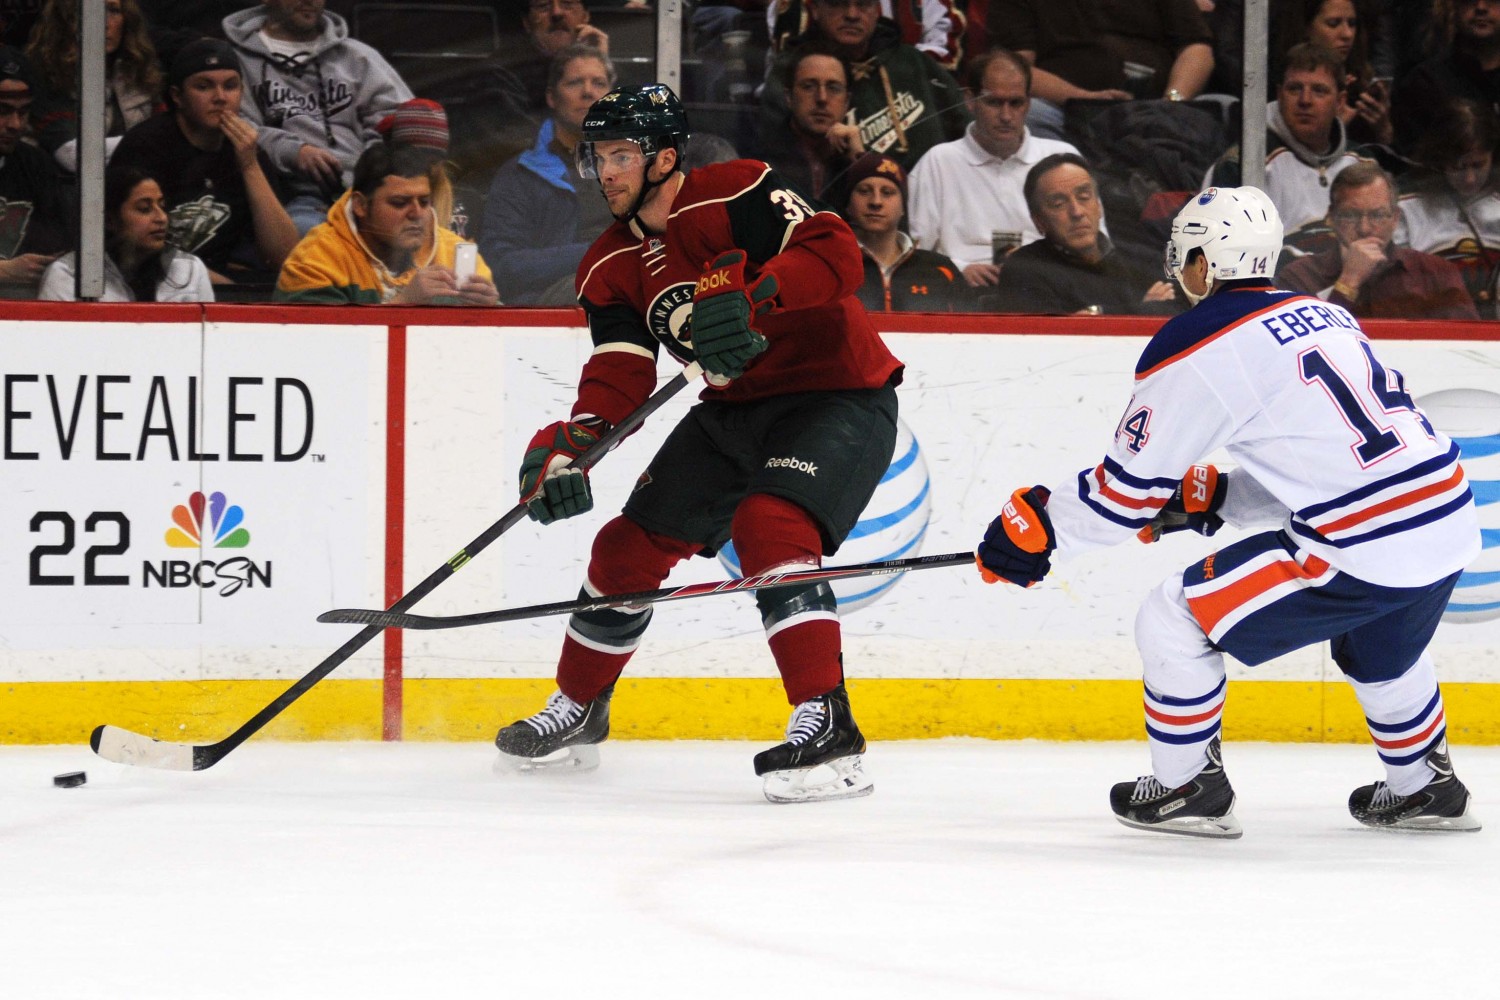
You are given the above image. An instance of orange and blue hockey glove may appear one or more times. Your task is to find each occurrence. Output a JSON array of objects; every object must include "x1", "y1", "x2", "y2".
[
  {"x1": 1137, "y1": 464, "x2": 1226, "y2": 543},
  {"x1": 976, "y1": 486, "x2": 1055, "y2": 588},
  {"x1": 690, "y1": 250, "x2": 776, "y2": 380}
]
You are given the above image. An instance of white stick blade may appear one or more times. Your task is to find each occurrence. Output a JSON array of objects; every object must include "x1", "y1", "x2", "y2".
[{"x1": 90, "y1": 725, "x2": 198, "y2": 771}]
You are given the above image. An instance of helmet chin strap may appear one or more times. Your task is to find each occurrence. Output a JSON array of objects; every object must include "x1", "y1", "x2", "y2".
[
  {"x1": 610, "y1": 150, "x2": 679, "y2": 232},
  {"x1": 1178, "y1": 272, "x2": 1214, "y2": 306}
]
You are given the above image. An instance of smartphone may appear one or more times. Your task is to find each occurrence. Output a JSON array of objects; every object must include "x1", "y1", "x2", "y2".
[{"x1": 453, "y1": 242, "x2": 477, "y2": 283}]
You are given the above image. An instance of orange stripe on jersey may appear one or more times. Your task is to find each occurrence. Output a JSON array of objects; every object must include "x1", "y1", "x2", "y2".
[
  {"x1": 1144, "y1": 701, "x2": 1222, "y2": 726},
  {"x1": 1098, "y1": 480, "x2": 1164, "y2": 511},
  {"x1": 1315, "y1": 466, "x2": 1465, "y2": 535},
  {"x1": 1371, "y1": 709, "x2": 1446, "y2": 750},
  {"x1": 1136, "y1": 297, "x2": 1321, "y2": 381},
  {"x1": 1187, "y1": 554, "x2": 1331, "y2": 635}
]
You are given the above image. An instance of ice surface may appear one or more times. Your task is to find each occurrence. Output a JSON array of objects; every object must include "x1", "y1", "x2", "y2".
[{"x1": 4, "y1": 740, "x2": 1497, "y2": 999}]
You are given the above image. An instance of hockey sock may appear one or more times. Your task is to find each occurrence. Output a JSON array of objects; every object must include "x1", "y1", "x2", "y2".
[
  {"x1": 1347, "y1": 654, "x2": 1447, "y2": 796},
  {"x1": 556, "y1": 516, "x2": 699, "y2": 704},
  {"x1": 732, "y1": 494, "x2": 843, "y2": 705},
  {"x1": 1136, "y1": 575, "x2": 1228, "y2": 787}
]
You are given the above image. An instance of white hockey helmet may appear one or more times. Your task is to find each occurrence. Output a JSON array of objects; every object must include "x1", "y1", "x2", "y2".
[{"x1": 1164, "y1": 186, "x2": 1285, "y2": 289}]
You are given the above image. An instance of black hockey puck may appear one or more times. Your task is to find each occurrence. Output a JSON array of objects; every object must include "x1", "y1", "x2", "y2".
[{"x1": 53, "y1": 771, "x2": 87, "y2": 788}]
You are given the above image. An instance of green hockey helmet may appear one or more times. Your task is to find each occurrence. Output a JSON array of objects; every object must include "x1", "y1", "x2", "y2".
[{"x1": 576, "y1": 83, "x2": 690, "y2": 179}]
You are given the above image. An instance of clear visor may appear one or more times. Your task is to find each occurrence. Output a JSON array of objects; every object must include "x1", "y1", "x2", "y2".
[
  {"x1": 576, "y1": 140, "x2": 647, "y2": 180},
  {"x1": 1163, "y1": 237, "x2": 1183, "y2": 280}
]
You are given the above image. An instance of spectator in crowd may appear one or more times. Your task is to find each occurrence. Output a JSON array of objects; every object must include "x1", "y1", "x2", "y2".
[
  {"x1": 111, "y1": 38, "x2": 298, "y2": 286},
  {"x1": 1398, "y1": 96, "x2": 1500, "y2": 316},
  {"x1": 498, "y1": 0, "x2": 610, "y2": 115},
  {"x1": 1279, "y1": 160, "x2": 1480, "y2": 317},
  {"x1": 223, "y1": 0, "x2": 412, "y2": 234},
  {"x1": 1282, "y1": 0, "x2": 1394, "y2": 145},
  {"x1": 25, "y1": 0, "x2": 161, "y2": 172},
  {"x1": 907, "y1": 49, "x2": 1082, "y2": 290},
  {"x1": 376, "y1": 97, "x2": 474, "y2": 238},
  {"x1": 761, "y1": 0, "x2": 970, "y2": 171},
  {"x1": 768, "y1": 0, "x2": 965, "y2": 70},
  {"x1": 1206, "y1": 43, "x2": 1375, "y2": 255},
  {"x1": 990, "y1": 0, "x2": 1214, "y2": 142},
  {"x1": 753, "y1": 44, "x2": 864, "y2": 203},
  {"x1": 0, "y1": 45, "x2": 70, "y2": 295},
  {"x1": 479, "y1": 43, "x2": 615, "y2": 305},
  {"x1": 1394, "y1": 0, "x2": 1500, "y2": 156},
  {"x1": 275, "y1": 142, "x2": 499, "y2": 305},
  {"x1": 843, "y1": 151, "x2": 967, "y2": 311},
  {"x1": 39, "y1": 163, "x2": 214, "y2": 301},
  {"x1": 990, "y1": 152, "x2": 1179, "y2": 314}
]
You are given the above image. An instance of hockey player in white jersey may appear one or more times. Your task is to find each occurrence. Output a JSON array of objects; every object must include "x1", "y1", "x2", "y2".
[{"x1": 975, "y1": 186, "x2": 1483, "y2": 838}]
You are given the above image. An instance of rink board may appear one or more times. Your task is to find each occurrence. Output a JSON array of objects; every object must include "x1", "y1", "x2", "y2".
[{"x1": 2, "y1": 305, "x2": 1498, "y2": 743}]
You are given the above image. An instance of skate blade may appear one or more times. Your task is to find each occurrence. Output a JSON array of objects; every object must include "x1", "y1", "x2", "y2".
[
  {"x1": 1115, "y1": 811, "x2": 1244, "y2": 840},
  {"x1": 1358, "y1": 811, "x2": 1482, "y2": 833},
  {"x1": 762, "y1": 754, "x2": 873, "y2": 804},
  {"x1": 493, "y1": 743, "x2": 601, "y2": 775}
]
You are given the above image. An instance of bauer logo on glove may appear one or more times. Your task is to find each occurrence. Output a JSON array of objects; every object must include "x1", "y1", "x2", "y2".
[
  {"x1": 976, "y1": 486, "x2": 1056, "y2": 588},
  {"x1": 1136, "y1": 464, "x2": 1226, "y2": 543}
]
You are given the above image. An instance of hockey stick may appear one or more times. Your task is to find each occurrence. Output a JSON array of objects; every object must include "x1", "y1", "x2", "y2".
[
  {"x1": 317, "y1": 550, "x2": 974, "y2": 630},
  {"x1": 90, "y1": 363, "x2": 704, "y2": 771}
]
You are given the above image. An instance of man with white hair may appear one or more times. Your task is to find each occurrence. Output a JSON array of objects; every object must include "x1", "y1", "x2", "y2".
[{"x1": 975, "y1": 185, "x2": 1482, "y2": 838}]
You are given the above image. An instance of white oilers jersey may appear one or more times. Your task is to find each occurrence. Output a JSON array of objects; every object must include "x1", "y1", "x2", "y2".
[{"x1": 1047, "y1": 286, "x2": 1481, "y2": 588}]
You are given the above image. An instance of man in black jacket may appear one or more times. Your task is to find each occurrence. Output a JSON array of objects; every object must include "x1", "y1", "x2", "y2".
[{"x1": 990, "y1": 152, "x2": 1179, "y2": 315}]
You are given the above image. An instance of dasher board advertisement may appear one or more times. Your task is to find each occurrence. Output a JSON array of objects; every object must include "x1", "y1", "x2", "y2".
[{"x1": 0, "y1": 320, "x2": 384, "y2": 661}]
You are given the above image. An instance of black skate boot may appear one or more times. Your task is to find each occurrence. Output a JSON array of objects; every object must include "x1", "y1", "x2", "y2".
[
  {"x1": 1109, "y1": 737, "x2": 1242, "y2": 839},
  {"x1": 494, "y1": 683, "x2": 614, "y2": 773},
  {"x1": 1348, "y1": 741, "x2": 1481, "y2": 832},
  {"x1": 753, "y1": 682, "x2": 872, "y2": 804}
]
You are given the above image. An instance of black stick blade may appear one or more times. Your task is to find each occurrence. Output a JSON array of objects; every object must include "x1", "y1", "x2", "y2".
[{"x1": 318, "y1": 609, "x2": 414, "y2": 627}]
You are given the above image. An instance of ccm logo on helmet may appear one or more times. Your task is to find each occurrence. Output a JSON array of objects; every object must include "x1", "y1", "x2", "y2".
[
  {"x1": 696, "y1": 267, "x2": 733, "y2": 294},
  {"x1": 765, "y1": 456, "x2": 818, "y2": 475}
]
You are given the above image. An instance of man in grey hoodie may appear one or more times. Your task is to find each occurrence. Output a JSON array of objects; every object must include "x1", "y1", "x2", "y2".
[
  {"x1": 1204, "y1": 42, "x2": 1375, "y2": 256},
  {"x1": 223, "y1": 0, "x2": 412, "y2": 233}
]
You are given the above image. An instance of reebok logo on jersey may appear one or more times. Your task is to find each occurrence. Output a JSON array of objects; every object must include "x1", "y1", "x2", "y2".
[{"x1": 765, "y1": 456, "x2": 818, "y2": 476}]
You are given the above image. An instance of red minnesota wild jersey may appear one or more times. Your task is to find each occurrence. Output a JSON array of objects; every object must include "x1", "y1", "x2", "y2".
[{"x1": 570, "y1": 159, "x2": 903, "y2": 426}]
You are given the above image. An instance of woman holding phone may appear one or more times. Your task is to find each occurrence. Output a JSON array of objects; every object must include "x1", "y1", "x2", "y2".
[{"x1": 1284, "y1": 0, "x2": 1394, "y2": 145}]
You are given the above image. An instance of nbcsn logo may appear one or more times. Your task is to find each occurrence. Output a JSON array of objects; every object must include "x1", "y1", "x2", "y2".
[
  {"x1": 166, "y1": 490, "x2": 250, "y2": 548},
  {"x1": 146, "y1": 491, "x2": 270, "y2": 596}
]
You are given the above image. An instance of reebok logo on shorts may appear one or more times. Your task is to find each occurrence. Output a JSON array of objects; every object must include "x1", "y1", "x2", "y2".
[{"x1": 765, "y1": 456, "x2": 818, "y2": 476}]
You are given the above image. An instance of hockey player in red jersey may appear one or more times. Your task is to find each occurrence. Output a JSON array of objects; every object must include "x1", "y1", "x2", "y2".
[
  {"x1": 494, "y1": 83, "x2": 904, "y2": 803},
  {"x1": 976, "y1": 186, "x2": 1482, "y2": 837}
]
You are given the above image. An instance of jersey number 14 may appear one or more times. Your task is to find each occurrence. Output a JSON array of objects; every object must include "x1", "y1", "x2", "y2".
[{"x1": 1299, "y1": 341, "x2": 1434, "y2": 467}]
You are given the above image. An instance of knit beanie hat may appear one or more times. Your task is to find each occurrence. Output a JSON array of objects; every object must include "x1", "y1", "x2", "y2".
[
  {"x1": 378, "y1": 98, "x2": 450, "y2": 154},
  {"x1": 843, "y1": 152, "x2": 907, "y2": 205}
]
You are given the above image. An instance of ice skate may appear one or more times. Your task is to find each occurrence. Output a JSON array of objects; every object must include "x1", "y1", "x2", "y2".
[
  {"x1": 1109, "y1": 737, "x2": 1242, "y2": 839},
  {"x1": 1349, "y1": 742, "x2": 1481, "y2": 832},
  {"x1": 494, "y1": 683, "x2": 613, "y2": 774},
  {"x1": 753, "y1": 683, "x2": 872, "y2": 804}
]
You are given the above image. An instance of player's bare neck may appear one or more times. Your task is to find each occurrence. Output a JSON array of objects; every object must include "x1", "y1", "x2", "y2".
[{"x1": 635, "y1": 172, "x2": 684, "y2": 235}]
